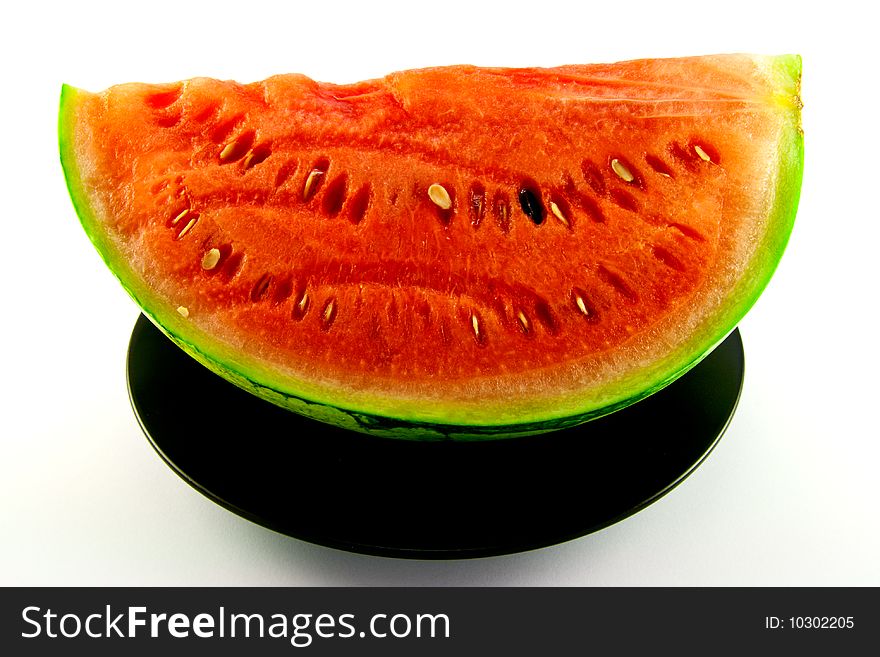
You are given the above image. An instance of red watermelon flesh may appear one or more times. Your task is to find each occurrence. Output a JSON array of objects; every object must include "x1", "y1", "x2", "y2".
[{"x1": 59, "y1": 55, "x2": 803, "y2": 438}]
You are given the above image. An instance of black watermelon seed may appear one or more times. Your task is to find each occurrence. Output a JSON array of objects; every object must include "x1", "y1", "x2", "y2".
[{"x1": 518, "y1": 187, "x2": 544, "y2": 225}]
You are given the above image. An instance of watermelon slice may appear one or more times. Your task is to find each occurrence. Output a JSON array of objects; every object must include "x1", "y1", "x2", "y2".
[{"x1": 59, "y1": 54, "x2": 803, "y2": 439}]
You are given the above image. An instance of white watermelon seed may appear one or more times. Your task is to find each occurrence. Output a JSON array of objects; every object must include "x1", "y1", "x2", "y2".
[
  {"x1": 219, "y1": 142, "x2": 238, "y2": 162},
  {"x1": 575, "y1": 294, "x2": 589, "y2": 316},
  {"x1": 320, "y1": 298, "x2": 338, "y2": 331},
  {"x1": 694, "y1": 145, "x2": 712, "y2": 162},
  {"x1": 201, "y1": 248, "x2": 221, "y2": 270},
  {"x1": 428, "y1": 183, "x2": 452, "y2": 210},
  {"x1": 517, "y1": 310, "x2": 531, "y2": 333},
  {"x1": 471, "y1": 313, "x2": 481, "y2": 338},
  {"x1": 549, "y1": 201, "x2": 569, "y2": 227},
  {"x1": 303, "y1": 169, "x2": 324, "y2": 200},
  {"x1": 177, "y1": 216, "x2": 198, "y2": 239},
  {"x1": 611, "y1": 158, "x2": 634, "y2": 183},
  {"x1": 176, "y1": 306, "x2": 189, "y2": 318},
  {"x1": 172, "y1": 208, "x2": 189, "y2": 225}
]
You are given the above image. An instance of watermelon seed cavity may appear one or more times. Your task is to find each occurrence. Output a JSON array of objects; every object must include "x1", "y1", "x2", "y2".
[
  {"x1": 609, "y1": 189, "x2": 638, "y2": 212},
  {"x1": 144, "y1": 85, "x2": 183, "y2": 110},
  {"x1": 668, "y1": 222, "x2": 705, "y2": 241},
  {"x1": 516, "y1": 310, "x2": 531, "y2": 335},
  {"x1": 534, "y1": 299, "x2": 558, "y2": 335},
  {"x1": 493, "y1": 193, "x2": 510, "y2": 233},
  {"x1": 597, "y1": 265, "x2": 638, "y2": 303},
  {"x1": 644, "y1": 154, "x2": 674, "y2": 178},
  {"x1": 274, "y1": 159, "x2": 299, "y2": 188},
  {"x1": 321, "y1": 298, "x2": 338, "y2": 331},
  {"x1": 689, "y1": 140, "x2": 720, "y2": 164},
  {"x1": 570, "y1": 190, "x2": 604, "y2": 223},
  {"x1": 303, "y1": 170, "x2": 323, "y2": 200},
  {"x1": 218, "y1": 131, "x2": 255, "y2": 163},
  {"x1": 651, "y1": 245, "x2": 686, "y2": 271},
  {"x1": 219, "y1": 251, "x2": 244, "y2": 281},
  {"x1": 347, "y1": 184, "x2": 371, "y2": 224},
  {"x1": 580, "y1": 159, "x2": 606, "y2": 195},
  {"x1": 292, "y1": 290, "x2": 310, "y2": 320},
  {"x1": 669, "y1": 142, "x2": 699, "y2": 170},
  {"x1": 322, "y1": 174, "x2": 349, "y2": 217},
  {"x1": 468, "y1": 183, "x2": 486, "y2": 227},
  {"x1": 251, "y1": 274, "x2": 274, "y2": 302},
  {"x1": 243, "y1": 143, "x2": 272, "y2": 170},
  {"x1": 302, "y1": 160, "x2": 329, "y2": 201},
  {"x1": 156, "y1": 113, "x2": 182, "y2": 129},
  {"x1": 272, "y1": 277, "x2": 293, "y2": 305},
  {"x1": 571, "y1": 288, "x2": 597, "y2": 321},
  {"x1": 210, "y1": 115, "x2": 246, "y2": 145}
]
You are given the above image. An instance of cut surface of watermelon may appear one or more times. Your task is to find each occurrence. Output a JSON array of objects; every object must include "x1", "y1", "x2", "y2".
[{"x1": 59, "y1": 54, "x2": 802, "y2": 439}]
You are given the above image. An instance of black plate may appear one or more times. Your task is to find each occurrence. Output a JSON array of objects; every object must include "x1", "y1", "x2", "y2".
[{"x1": 127, "y1": 314, "x2": 744, "y2": 559}]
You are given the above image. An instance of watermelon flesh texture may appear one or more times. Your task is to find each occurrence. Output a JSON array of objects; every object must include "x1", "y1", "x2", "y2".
[{"x1": 59, "y1": 55, "x2": 802, "y2": 439}]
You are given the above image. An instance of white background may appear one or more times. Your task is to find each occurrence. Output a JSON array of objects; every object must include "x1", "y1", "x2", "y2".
[{"x1": 2, "y1": 0, "x2": 878, "y2": 585}]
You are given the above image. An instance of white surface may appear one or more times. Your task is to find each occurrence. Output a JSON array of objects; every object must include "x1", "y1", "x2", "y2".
[{"x1": 2, "y1": 0, "x2": 878, "y2": 586}]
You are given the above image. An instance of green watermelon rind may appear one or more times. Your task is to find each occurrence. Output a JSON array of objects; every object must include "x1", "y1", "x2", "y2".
[{"x1": 59, "y1": 56, "x2": 803, "y2": 440}]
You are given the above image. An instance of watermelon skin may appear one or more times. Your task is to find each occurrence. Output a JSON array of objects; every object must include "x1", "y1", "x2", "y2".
[{"x1": 59, "y1": 55, "x2": 802, "y2": 440}]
